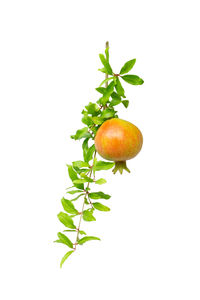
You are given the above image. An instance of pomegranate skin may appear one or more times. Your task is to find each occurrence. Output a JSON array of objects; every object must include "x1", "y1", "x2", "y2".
[{"x1": 94, "y1": 118, "x2": 143, "y2": 162}]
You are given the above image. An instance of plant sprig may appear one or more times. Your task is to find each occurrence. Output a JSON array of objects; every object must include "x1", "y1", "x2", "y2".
[{"x1": 55, "y1": 42, "x2": 144, "y2": 267}]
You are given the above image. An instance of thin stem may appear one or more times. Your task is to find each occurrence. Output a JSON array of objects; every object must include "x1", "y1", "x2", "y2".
[
  {"x1": 74, "y1": 159, "x2": 95, "y2": 249},
  {"x1": 74, "y1": 41, "x2": 109, "y2": 251}
]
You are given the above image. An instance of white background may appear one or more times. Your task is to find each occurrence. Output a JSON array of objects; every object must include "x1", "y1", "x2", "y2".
[{"x1": 0, "y1": 0, "x2": 200, "y2": 299}]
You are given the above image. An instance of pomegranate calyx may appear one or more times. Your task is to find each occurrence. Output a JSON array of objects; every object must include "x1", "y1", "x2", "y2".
[{"x1": 112, "y1": 161, "x2": 131, "y2": 175}]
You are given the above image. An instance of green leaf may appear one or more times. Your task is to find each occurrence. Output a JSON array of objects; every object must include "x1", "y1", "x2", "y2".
[
  {"x1": 60, "y1": 250, "x2": 74, "y2": 268},
  {"x1": 66, "y1": 186, "x2": 75, "y2": 190},
  {"x1": 95, "y1": 178, "x2": 107, "y2": 185},
  {"x1": 115, "y1": 77, "x2": 125, "y2": 97},
  {"x1": 82, "y1": 138, "x2": 89, "y2": 162},
  {"x1": 71, "y1": 127, "x2": 91, "y2": 140},
  {"x1": 67, "y1": 189, "x2": 83, "y2": 195},
  {"x1": 105, "y1": 47, "x2": 109, "y2": 61},
  {"x1": 54, "y1": 239, "x2": 62, "y2": 243},
  {"x1": 93, "y1": 156, "x2": 97, "y2": 178},
  {"x1": 79, "y1": 230, "x2": 87, "y2": 235},
  {"x1": 73, "y1": 167, "x2": 89, "y2": 175},
  {"x1": 100, "y1": 81, "x2": 115, "y2": 105},
  {"x1": 82, "y1": 139, "x2": 95, "y2": 163},
  {"x1": 99, "y1": 76, "x2": 114, "y2": 87},
  {"x1": 57, "y1": 212, "x2": 76, "y2": 229},
  {"x1": 57, "y1": 232, "x2": 74, "y2": 248},
  {"x1": 96, "y1": 87, "x2": 106, "y2": 94},
  {"x1": 83, "y1": 210, "x2": 96, "y2": 221},
  {"x1": 92, "y1": 116, "x2": 104, "y2": 125},
  {"x1": 67, "y1": 165, "x2": 84, "y2": 190},
  {"x1": 73, "y1": 179, "x2": 87, "y2": 184},
  {"x1": 110, "y1": 98, "x2": 121, "y2": 106},
  {"x1": 70, "y1": 193, "x2": 85, "y2": 201},
  {"x1": 61, "y1": 198, "x2": 78, "y2": 214},
  {"x1": 89, "y1": 191, "x2": 111, "y2": 200},
  {"x1": 81, "y1": 114, "x2": 93, "y2": 126},
  {"x1": 101, "y1": 108, "x2": 116, "y2": 119},
  {"x1": 63, "y1": 229, "x2": 86, "y2": 235},
  {"x1": 93, "y1": 202, "x2": 110, "y2": 211},
  {"x1": 111, "y1": 92, "x2": 121, "y2": 101},
  {"x1": 72, "y1": 161, "x2": 89, "y2": 169},
  {"x1": 98, "y1": 68, "x2": 107, "y2": 73},
  {"x1": 121, "y1": 75, "x2": 144, "y2": 85},
  {"x1": 122, "y1": 100, "x2": 129, "y2": 108},
  {"x1": 120, "y1": 59, "x2": 136, "y2": 75},
  {"x1": 78, "y1": 236, "x2": 100, "y2": 245},
  {"x1": 85, "y1": 102, "x2": 100, "y2": 116},
  {"x1": 90, "y1": 126, "x2": 98, "y2": 135},
  {"x1": 85, "y1": 144, "x2": 95, "y2": 163},
  {"x1": 95, "y1": 161, "x2": 115, "y2": 171},
  {"x1": 80, "y1": 174, "x2": 94, "y2": 183},
  {"x1": 99, "y1": 53, "x2": 113, "y2": 75}
]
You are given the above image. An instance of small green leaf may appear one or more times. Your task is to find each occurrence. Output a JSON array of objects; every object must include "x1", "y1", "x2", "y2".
[
  {"x1": 92, "y1": 116, "x2": 104, "y2": 125},
  {"x1": 95, "y1": 178, "x2": 107, "y2": 185},
  {"x1": 54, "y1": 239, "x2": 62, "y2": 243},
  {"x1": 57, "y1": 232, "x2": 74, "y2": 248},
  {"x1": 67, "y1": 165, "x2": 84, "y2": 190},
  {"x1": 61, "y1": 198, "x2": 78, "y2": 214},
  {"x1": 85, "y1": 102, "x2": 100, "y2": 116},
  {"x1": 70, "y1": 193, "x2": 85, "y2": 201},
  {"x1": 99, "y1": 53, "x2": 113, "y2": 75},
  {"x1": 89, "y1": 191, "x2": 111, "y2": 200},
  {"x1": 98, "y1": 68, "x2": 107, "y2": 73},
  {"x1": 78, "y1": 236, "x2": 100, "y2": 245},
  {"x1": 66, "y1": 186, "x2": 75, "y2": 190},
  {"x1": 63, "y1": 229, "x2": 86, "y2": 235},
  {"x1": 79, "y1": 230, "x2": 87, "y2": 235},
  {"x1": 67, "y1": 189, "x2": 83, "y2": 195},
  {"x1": 93, "y1": 202, "x2": 110, "y2": 211},
  {"x1": 121, "y1": 75, "x2": 144, "y2": 85},
  {"x1": 99, "y1": 76, "x2": 114, "y2": 87},
  {"x1": 100, "y1": 81, "x2": 115, "y2": 105},
  {"x1": 95, "y1": 161, "x2": 115, "y2": 171},
  {"x1": 73, "y1": 179, "x2": 87, "y2": 184},
  {"x1": 60, "y1": 250, "x2": 74, "y2": 268},
  {"x1": 71, "y1": 127, "x2": 91, "y2": 140},
  {"x1": 80, "y1": 174, "x2": 94, "y2": 182},
  {"x1": 67, "y1": 165, "x2": 77, "y2": 182},
  {"x1": 82, "y1": 138, "x2": 89, "y2": 162},
  {"x1": 101, "y1": 108, "x2": 116, "y2": 119},
  {"x1": 115, "y1": 77, "x2": 125, "y2": 97},
  {"x1": 111, "y1": 92, "x2": 121, "y2": 101},
  {"x1": 105, "y1": 47, "x2": 109, "y2": 61},
  {"x1": 57, "y1": 212, "x2": 76, "y2": 229},
  {"x1": 85, "y1": 144, "x2": 95, "y2": 163},
  {"x1": 83, "y1": 210, "x2": 96, "y2": 221},
  {"x1": 110, "y1": 98, "x2": 121, "y2": 106},
  {"x1": 120, "y1": 59, "x2": 136, "y2": 75},
  {"x1": 82, "y1": 114, "x2": 93, "y2": 126},
  {"x1": 122, "y1": 100, "x2": 129, "y2": 108},
  {"x1": 93, "y1": 156, "x2": 97, "y2": 178},
  {"x1": 96, "y1": 87, "x2": 106, "y2": 94},
  {"x1": 72, "y1": 161, "x2": 89, "y2": 169},
  {"x1": 90, "y1": 126, "x2": 98, "y2": 135},
  {"x1": 73, "y1": 167, "x2": 89, "y2": 175}
]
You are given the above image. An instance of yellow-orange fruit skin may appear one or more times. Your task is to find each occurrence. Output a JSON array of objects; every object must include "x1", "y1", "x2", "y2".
[{"x1": 94, "y1": 118, "x2": 143, "y2": 161}]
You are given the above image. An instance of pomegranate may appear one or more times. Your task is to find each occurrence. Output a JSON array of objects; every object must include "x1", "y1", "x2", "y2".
[{"x1": 94, "y1": 118, "x2": 143, "y2": 174}]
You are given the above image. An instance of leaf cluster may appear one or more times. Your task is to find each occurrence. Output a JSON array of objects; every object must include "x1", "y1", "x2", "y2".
[{"x1": 55, "y1": 45, "x2": 144, "y2": 267}]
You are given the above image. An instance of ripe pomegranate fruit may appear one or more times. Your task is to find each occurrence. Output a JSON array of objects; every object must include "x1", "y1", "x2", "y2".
[{"x1": 94, "y1": 118, "x2": 143, "y2": 174}]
